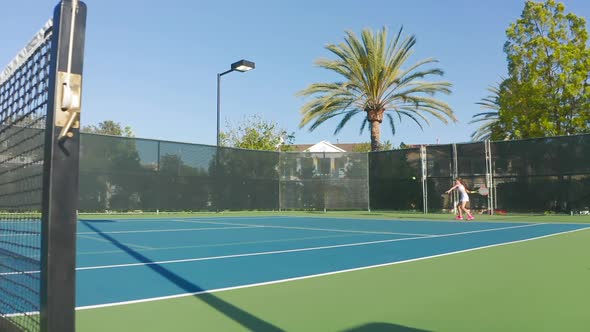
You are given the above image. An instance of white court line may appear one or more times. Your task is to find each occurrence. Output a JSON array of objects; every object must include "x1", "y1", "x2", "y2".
[
  {"x1": 0, "y1": 233, "x2": 40, "y2": 237},
  {"x1": 78, "y1": 234, "x2": 154, "y2": 250},
  {"x1": 175, "y1": 219, "x2": 435, "y2": 237},
  {"x1": 77, "y1": 225, "x2": 261, "y2": 235},
  {"x1": 79, "y1": 216, "x2": 290, "y2": 223},
  {"x1": 77, "y1": 233, "x2": 376, "y2": 256},
  {"x1": 4, "y1": 310, "x2": 39, "y2": 318},
  {"x1": 0, "y1": 269, "x2": 40, "y2": 276},
  {"x1": 0, "y1": 221, "x2": 40, "y2": 223},
  {"x1": 75, "y1": 223, "x2": 541, "y2": 271},
  {"x1": 76, "y1": 225, "x2": 590, "y2": 311}
]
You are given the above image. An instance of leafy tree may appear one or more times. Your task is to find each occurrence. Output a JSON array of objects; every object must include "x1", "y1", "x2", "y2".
[
  {"x1": 298, "y1": 27, "x2": 456, "y2": 152},
  {"x1": 497, "y1": 0, "x2": 590, "y2": 139},
  {"x1": 351, "y1": 142, "x2": 372, "y2": 153},
  {"x1": 352, "y1": 141, "x2": 393, "y2": 152},
  {"x1": 220, "y1": 114, "x2": 294, "y2": 151},
  {"x1": 82, "y1": 120, "x2": 134, "y2": 137}
]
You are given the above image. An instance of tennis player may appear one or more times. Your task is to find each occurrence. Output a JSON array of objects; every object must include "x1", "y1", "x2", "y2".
[{"x1": 445, "y1": 178, "x2": 474, "y2": 220}]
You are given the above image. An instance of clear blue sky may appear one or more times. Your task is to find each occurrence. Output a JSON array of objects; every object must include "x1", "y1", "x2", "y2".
[{"x1": 2, "y1": 0, "x2": 589, "y2": 146}]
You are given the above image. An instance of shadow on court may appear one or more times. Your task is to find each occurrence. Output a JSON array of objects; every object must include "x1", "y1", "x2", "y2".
[
  {"x1": 81, "y1": 221, "x2": 285, "y2": 332},
  {"x1": 343, "y1": 322, "x2": 432, "y2": 332}
]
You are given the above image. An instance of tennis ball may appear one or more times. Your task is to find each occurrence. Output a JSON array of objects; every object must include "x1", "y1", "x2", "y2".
[{"x1": 412, "y1": 176, "x2": 416, "y2": 180}]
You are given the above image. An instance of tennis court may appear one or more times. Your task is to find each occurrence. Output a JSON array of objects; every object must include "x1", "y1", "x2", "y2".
[
  {"x1": 74, "y1": 214, "x2": 590, "y2": 331},
  {"x1": 3, "y1": 2, "x2": 590, "y2": 331}
]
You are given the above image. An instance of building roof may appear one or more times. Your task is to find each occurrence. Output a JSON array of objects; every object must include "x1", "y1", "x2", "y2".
[
  {"x1": 288, "y1": 141, "x2": 365, "y2": 152},
  {"x1": 306, "y1": 141, "x2": 345, "y2": 152}
]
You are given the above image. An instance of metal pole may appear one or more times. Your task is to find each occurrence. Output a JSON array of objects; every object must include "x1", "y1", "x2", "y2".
[
  {"x1": 156, "y1": 140, "x2": 161, "y2": 171},
  {"x1": 421, "y1": 145, "x2": 428, "y2": 214},
  {"x1": 216, "y1": 69, "x2": 233, "y2": 146},
  {"x1": 485, "y1": 140, "x2": 495, "y2": 215},
  {"x1": 216, "y1": 73, "x2": 221, "y2": 146},
  {"x1": 41, "y1": 1, "x2": 87, "y2": 331},
  {"x1": 278, "y1": 152, "x2": 282, "y2": 212},
  {"x1": 366, "y1": 152, "x2": 371, "y2": 212},
  {"x1": 452, "y1": 144, "x2": 459, "y2": 214}
]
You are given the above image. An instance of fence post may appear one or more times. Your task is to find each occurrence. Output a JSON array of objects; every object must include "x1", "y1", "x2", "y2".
[
  {"x1": 278, "y1": 151, "x2": 282, "y2": 212},
  {"x1": 420, "y1": 145, "x2": 428, "y2": 214},
  {"x1": 451, "y1": 144, "x2": 459, "y2": 214},
  {"x1": 367, "y1": 152, "x2": 371, "y2": 212},
  {"x1": 485, "y1": 140, "x2": 495, "y2": 215}
]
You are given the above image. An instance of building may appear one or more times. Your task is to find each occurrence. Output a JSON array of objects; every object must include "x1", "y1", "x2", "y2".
[{"x1": 289, "y1": 141, "x2": 365, "y2": 153}]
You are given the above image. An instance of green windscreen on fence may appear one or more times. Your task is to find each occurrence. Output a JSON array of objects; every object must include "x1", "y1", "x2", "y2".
[
  {"x1": 456, "y1": 142, "x2": 488, "y2": 212},
  {"x1": 79, "y1": 134, "x2": 370, "y2": 212},
  {"x1": 492, "y1": 135, "x2": 590, "y2": 212},
  {"x1": 77, "y1": 133, "x2": 590, "y2": 214},
  {"x1": 369, "y1": 149, "x2": 422, "y2": 211},
  {"x1": 158, "y1": 140, "x2": 216, "y2": 211},
  {"x1": 79, "y1": 134, "x2": 160, "y2": 211},
  {"x1": 424, "y1": 144, "x2": 453, "y2": 212},
  {"x1": 79, "y1": 136, "x2": 280, "y2": 211},
  {"x1": 279, "y1": 152, "x2": 369, "y2": 210},
  {"x1": 216, "y1": 147, "x2": 279, "y2": 210}
]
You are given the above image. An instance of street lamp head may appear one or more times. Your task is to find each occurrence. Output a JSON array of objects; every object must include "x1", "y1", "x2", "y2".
[
  {"x1": 217, "y1": 59, "x2": 255, "y2": 146},
  {"x1": 231, "y1": 59, "x2": 255, "y2": 72}
]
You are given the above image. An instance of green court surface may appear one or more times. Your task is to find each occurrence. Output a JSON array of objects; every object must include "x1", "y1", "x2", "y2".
[{"x1": 76, "y1": 213, "x2": 590, "y2": 332}]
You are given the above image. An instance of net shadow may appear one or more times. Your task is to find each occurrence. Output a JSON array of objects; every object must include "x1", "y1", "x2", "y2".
[
  {"x1": 81, "y1": 221, "x2": 284, "y2": 332},
  {"x1": 343, "y1": 322, "x2": 432, "y2": 332}
]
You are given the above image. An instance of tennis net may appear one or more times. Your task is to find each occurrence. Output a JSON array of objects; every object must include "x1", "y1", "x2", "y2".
[{"x1": 0, "y1": 19, "x2": 53, "y2": 332}]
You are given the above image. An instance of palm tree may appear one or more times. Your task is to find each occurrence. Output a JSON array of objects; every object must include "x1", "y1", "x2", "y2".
[
  {"x1": 470, "y1": 84, "x2": 502, "y2": 141},
  {"x1": 298, "y1": 27, "x2": 456, "y2": 151}
]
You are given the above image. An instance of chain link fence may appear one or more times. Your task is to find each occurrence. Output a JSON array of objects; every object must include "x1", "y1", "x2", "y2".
[{"x1": 78, "y1": 133, "x2": 590, "y2": 214}]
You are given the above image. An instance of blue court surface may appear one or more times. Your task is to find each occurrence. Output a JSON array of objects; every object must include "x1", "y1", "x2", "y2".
[{"x1": 75, "y1": 216, "x2": 589, "y2": 309}]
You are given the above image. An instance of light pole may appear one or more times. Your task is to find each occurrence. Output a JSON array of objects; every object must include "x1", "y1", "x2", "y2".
[{"x1": 217, "y1": 59, "x2": 255, "y2": 146}]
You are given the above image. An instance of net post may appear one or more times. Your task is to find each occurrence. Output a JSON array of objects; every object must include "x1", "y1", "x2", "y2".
[{"x1": 40, "y1": 1, "x2": 87, "y2": 332}]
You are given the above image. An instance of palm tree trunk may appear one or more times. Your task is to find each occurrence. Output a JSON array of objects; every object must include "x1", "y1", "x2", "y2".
[
  {"x1": 367, "y1": 109, "x2": 384, "y2": 152},
  {"x1": 370, "y1": 120, "x2": 381, "y2": 152}
]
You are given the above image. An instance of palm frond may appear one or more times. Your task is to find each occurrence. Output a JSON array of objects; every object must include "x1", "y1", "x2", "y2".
[
  {"x1": 297, "y1": 26, "x2": 455, "y2": 150},
  {"x1": 359, "y1": 118, "x2": 369, "y2": 134},
  {"x1": 334, "y1": 109, "x2": 362, "y2": 134},
  {"x1": 470, "y1": 83, "x2": 502, "y2": 141},
  {"x1": 385, "y1": 113, "x2": 396, "y2": 136},
  {"x1": 398, "y1": 110, "x2": 429, "y2": 129}
]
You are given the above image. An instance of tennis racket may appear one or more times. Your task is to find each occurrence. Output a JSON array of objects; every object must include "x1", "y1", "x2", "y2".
[{"x1": 475, "y1": 186, "x2": 489, "y2": 196}]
